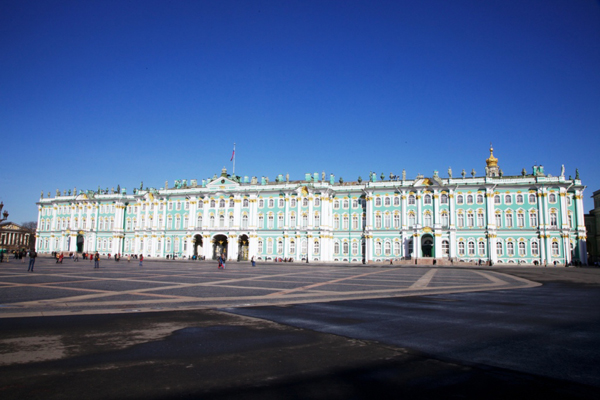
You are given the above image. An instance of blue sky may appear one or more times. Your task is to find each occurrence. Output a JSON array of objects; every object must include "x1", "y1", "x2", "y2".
[{"x1": 1, "y1": 0, "x2": 599, "y2": 224}]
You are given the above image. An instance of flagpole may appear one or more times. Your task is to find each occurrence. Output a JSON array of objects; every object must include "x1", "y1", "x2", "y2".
[{"x1": 232, "y1": 143, "x2": 236, "y2": 175}]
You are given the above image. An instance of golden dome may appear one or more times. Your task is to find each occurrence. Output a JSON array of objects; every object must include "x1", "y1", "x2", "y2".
[{"x1": 486, "y1": 146, "x2": 498, "y2": 167}]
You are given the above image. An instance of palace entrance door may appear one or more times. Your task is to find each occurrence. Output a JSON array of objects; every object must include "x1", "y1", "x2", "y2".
[
  {"x1": 77, "y1": 234, "x2": 84, "y2": 253},
  {"x1": 238, "y1": 235, "x2": 249, "y2": 261},
  {"x1": 212, "y1": 234, "x2": 228, "y2": 260},
  {"x1": 193, "y1": 234, "x2": 203, "y2": 258},
  {"x1": 422, "y1": 234, "x2": 434, "y2": 257}
]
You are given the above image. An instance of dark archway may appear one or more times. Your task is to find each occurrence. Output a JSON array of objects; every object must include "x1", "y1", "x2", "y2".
[
  {"x1": 238, "y1": 235, "x2": 249, "y2": 261},
  {"x1": 76, "y1": 234, "x2": 84, "y2": 253},
  {"x1": 193, "y1": 234, "x2": 203, "y2": 257},
  {"x1": 422, "y1": 234, "x2": 434, "y2": 258},
  {"x1": 212, "y1": 234, "x2": 228, "y2": 260}
]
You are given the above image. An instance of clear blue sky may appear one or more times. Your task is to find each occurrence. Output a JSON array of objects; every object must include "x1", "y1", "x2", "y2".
[{"x1": 1, "y1": 0, "x2": 599, "y2": 224}]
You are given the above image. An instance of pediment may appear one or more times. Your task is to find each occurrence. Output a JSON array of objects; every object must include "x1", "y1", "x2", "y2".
[
  {"x1": 206, "y1": 176, "x2": 240, "y2": 190},
  {"x1": 2, "y1": 223, "x2": 22, "y2": 230},
  {"x1": 413, "y1": 176, "x2": 445, "y2": 188}
]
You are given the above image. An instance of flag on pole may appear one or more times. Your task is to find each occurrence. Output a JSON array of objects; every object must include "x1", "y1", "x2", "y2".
[{"x1": 230, "y1": 148, "x2": 235, "y2": 161}]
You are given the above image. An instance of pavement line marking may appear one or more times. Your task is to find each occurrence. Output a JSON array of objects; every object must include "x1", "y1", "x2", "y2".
[
  {"x1": 471, "y1": 270, "x2": 508, "y2": 285},
  {"x1": 409, "y1": 268, "x2": 438, "y2": 289},
  {"x1": 266, "y1": 269, "x2": 395, "y2": 297}
]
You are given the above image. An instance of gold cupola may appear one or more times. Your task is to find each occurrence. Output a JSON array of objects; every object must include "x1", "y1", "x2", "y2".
[
  {"x1": 485, "y1": 145, "x2": 500, "y2": 177},
  {"x1": 486, "y1": 145, "x2": 498, "y2": 167}
]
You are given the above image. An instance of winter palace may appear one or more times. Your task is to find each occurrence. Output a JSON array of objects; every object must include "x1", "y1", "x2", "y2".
[{"x1": 35, "y1": 148, "x2": 588, "y2": 265}]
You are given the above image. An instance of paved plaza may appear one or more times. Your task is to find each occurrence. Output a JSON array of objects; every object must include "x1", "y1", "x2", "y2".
[
  {"x1": 0, "y1": 256, "x2": 538, "y2": 318},
  {"x1": 1, "y1": 258, "x2": 599, "y2": 399}
]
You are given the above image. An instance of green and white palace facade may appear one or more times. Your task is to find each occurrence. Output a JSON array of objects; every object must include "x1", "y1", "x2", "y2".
[{"x1": 35, "y1": 148, "x2": 588, "y2": 265}]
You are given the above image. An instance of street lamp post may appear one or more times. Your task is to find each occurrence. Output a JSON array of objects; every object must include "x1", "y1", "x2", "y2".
[{"x1": 0, "y1": 202, "x2": 8, "y2": 223}]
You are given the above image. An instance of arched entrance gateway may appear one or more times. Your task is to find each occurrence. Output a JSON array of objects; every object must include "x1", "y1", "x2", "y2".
[
  {"x1": 212, "y1": 234, "x2": 228, "y2": 260},
  {"x1": 76, "y1": 233, "x2": 84, "y2": 253},
  {"x1": 421, "y1": 234, "x2": 434, "y2": 258},
  {"x1": 193, "y1": 234, "x2": 203, "y2": 258},
  {"x1": 238, "y1": 235, "x2": 249, "y2": 261}
]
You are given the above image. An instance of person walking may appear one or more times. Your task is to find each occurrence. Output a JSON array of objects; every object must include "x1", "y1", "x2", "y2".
[
  {"x1": 139, "y1": 254, "x2": 143, "y2": 266},
  {"x1": 94, "y1": 252, "x2": 100, "y2": 269},
  {"x1": 251, "y1": 256, "x2": 256, "y2": 267},
  {"x1": 127, "y1": 254, "x2": 131, "y2": 262},
  {"x1": 27, "y1": 250, "x2": 37, "y2": 272}
]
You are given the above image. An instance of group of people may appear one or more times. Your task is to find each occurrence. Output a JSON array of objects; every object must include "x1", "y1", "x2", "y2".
[{"x1": 0, "y1": 249, "x2": 29, "y2": 263}]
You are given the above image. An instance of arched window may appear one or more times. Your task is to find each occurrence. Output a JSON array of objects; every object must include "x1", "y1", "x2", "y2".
[
  {"x1": 468, "y1": 241, "x2": 475, "y2": 256},
  {"x1": 494, "y1": 195, "x2": 501, "y2": 204},
  {"x1": 289, "y1": 240, "x2": 296, "y2": 254},
  {"x1": 529, "y1": 212, "x2": 538, "y2": 227},
  {"x1": 476, "y1": 194, "x2": 484, "y2": 204},
  {"x1": 529, "y1": 194, "x2": 537, "y2": 204},
  {"x1": 441, "y1": 193, "x2": 448, "y2": 204},
  {"x1": 384, "y1": 241, "x2": 391, "y2": 256},
  {"x1": 552, "y1": 241, "x2": 559, "y2": 256},
  {"x1": 334, "y1": 240, "x2": 340, "y2": 254},
  {"x1": 457, "y1": 195, "x2": 464, "y2": 204},
  {"x1": 423, "y1": 213, "x2": 432, "y2": 227},
  {"x1": 290, "y1": 212, "x2": 296, "y2": 228},
  {"x1": 442, "y1": 240, "x2": 449, "y2": 255},
  {"x1": 393, "y1": 240, "x2": 401, "y2": 255},
  {"x1": 466, "y1": 195, "x2": 473, "y2": 204},
  {"x1": 384, "y1": 197, "x2": 391, "y2": 206},
  {"x1": 516, "y1": 194, "x2": 524, "y2": 204},
  {"x1": 267, "y1": 238, "x2": 273, "y2": 254},
  {"x1": 518, "y1": 241, "x2": 526, "y2": 256},
  {"x1": 549, "y1": 193, "x2": 557, "y2": 203},
  {"x1": 477, "y1": 212, "x2": 485, "y2": 227},
  {"x1": 219, "y1": 199, "x2": 226, "y2": 208},
  {"x1": 268, "y1": 198, "x2": 274, "y2": 208},
  {"x1": 505, "y1": 195, "x2": 512, "y2": 204},
  {"x1": 408, "y1": 195, "x2": 416, "y2": 205},
  {"x1": 197, "y1": 215, "x2": 203, "y2": 228},
  {"x1": 458, "y1": 241, "x2": 465, "y2": 256},
  {"x1": 353, "y1": 241, "x2": 359, "y2": 255},
  {"x1": 424, "y1": 195, "x2": 432, "y2": 204},
  {"x1": 496, "y1": 241, "x2": 503, "y2": 256},
  {"x1": 375, "y1": 197, "x2": 382, "y2": 207},
  {"x1": 277, "y1": 239, "x2": 284, "y2": 254},
  {"x1": 313, "y1": 240, "x2": 319, "y2": 255},
  {"x1": 405, "y1": 211, "x2": 414, "y2": 226},
  {"x1": 507, "y1": 241, "x2": 514, "y2": 256},
  {"x1": 517, "y1": 213, "x2": 524, "y2": 227},
  {"x1": 531, "y1": 241, "x2": 539, "y2": 256},
  {"x1": 394, "y1": 196, "x2": 400, "y2": 206},
  {"x1": 375, "y1": 241, "x2": 382, "y2": 256},
  {"x1": 258, "y1": 214, "x2": 264, "y2": 228},
  {"x1": 375, "y1": 214, "x2": 382, "y2": 229},
  {"x1": 258, "y1": 239, "x2": 263, "y2": 253},
  {"x1": 243, "y1": 198, "x2": 249, "y2": 207},
  {"x1": 241, "y1": 214, "x2": 248, "y2": 229},
  {"x1": 478, "y1": 241, "x2": 485, "y2": 255},
  {"x1": 441, "y1": 212, "x2": 449, "y2": 228}
]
